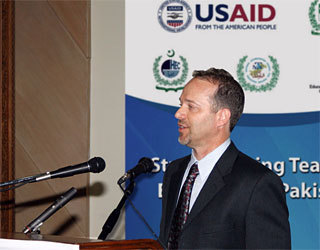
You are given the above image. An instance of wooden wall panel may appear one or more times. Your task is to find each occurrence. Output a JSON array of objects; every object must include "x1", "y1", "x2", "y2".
[
  {"x1": 48, "y1": 0, "x2": 90, "y2": 58},
  {"x1": 0, "y1": 0, "x2": 15, "y2": 233},
  {"x1": 15, "y1": 0, "x2": 90, "y2": 236}
]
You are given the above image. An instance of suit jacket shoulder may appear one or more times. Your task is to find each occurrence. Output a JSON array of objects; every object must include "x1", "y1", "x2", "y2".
[{"x1": 165, "y1": 155, "x2": 190, "y2": 175}]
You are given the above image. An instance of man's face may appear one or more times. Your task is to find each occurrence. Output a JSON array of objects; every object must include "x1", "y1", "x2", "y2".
[{"x1": 175, "y1": 78, "x2": 219, "y2": 149}]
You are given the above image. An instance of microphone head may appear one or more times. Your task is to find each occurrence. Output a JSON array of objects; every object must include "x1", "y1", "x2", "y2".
[
  {"x1": 137, "y1": 157, "x2": 154, "y2": 174},
  {"x1": 88, "y1": 157, "x2": 106, "y2": 173}
]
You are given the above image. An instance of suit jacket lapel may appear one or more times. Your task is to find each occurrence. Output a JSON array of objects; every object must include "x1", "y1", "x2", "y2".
[{"x1": 184, "y1": 142, "x2": 239, "y2": 227}]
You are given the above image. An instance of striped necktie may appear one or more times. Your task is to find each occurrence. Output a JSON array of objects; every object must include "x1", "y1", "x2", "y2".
[{"x1": 168, "y1": 163, "x2": 199, "y2": 249}]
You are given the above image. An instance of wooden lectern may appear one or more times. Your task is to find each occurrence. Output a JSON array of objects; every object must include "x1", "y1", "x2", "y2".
[
  {"x1": 79, "y1": 239, "x2": 162, "y2": 249},
  {"x1": 0, "y1": 232, "x2": 163, "y2": 249}
]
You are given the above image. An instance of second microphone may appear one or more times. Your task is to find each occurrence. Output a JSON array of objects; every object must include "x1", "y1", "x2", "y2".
[{"x1": 117, "y1": 157, "x2": 154, "y2": 185}]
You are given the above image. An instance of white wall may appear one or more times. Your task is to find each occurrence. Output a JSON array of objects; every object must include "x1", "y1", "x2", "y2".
[{"x1": 90, "y1": 0, "x2": 125, "y2": 239}]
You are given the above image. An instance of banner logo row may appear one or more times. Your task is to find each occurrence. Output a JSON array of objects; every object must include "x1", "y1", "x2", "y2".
[
  {"x1": 157, "y1": 0, "x2": 320, "y2": 35},
  {"x1": 153, "y1": 50, "x2": 279, "y2": 93}
]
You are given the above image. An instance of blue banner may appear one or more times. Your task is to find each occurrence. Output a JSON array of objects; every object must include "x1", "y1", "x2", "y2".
[{"x1": 126, "y1": 94, "x2": 320, "y2": 249}]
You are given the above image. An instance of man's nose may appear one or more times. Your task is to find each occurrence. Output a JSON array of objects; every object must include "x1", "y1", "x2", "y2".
[{"x1": 175, "y1": 106, "x2": 185, "y2": 120}]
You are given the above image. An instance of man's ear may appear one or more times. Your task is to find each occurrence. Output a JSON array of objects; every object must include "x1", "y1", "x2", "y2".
[{"x1": 216, "y1": 108, "x2": 231, "y2": 128}]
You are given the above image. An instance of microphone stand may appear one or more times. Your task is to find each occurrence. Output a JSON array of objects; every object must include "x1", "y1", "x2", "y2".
[
  {"x1": 98, "y1": 180, "x2": 135, "y2": 240},
  {"x1": 0, "y1": 173, "x2": 44, "y2": 188}
]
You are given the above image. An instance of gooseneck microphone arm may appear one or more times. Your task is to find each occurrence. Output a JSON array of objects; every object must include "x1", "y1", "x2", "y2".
[
  {"x1": 98, "y1": 181, "x2": 135, "y2": 240},
  {"x1": 23, "y1": 187, "x2": 77, "y2": 234},
  {"x1": 98, "y1": 157, "x2": 166, "y2": 247},
  {"x1": 98, "y1": 157, "x2": 154, "y2": 241}
]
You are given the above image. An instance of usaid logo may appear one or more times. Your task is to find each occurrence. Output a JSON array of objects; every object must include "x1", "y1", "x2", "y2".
[
  {"x1": 195, "y1": 4, "x2": 275, "y2": 22},
  {"x1": 158, "y1": 2, "x2": 277, "y2": 32},
  {"x1": 158, "y1": 0, "x2": 193, "y2": 33}
]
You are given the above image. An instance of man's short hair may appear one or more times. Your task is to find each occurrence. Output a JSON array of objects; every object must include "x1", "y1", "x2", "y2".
[{"x1": 192, "y1": 68, "x2": 245, "y2": 131}]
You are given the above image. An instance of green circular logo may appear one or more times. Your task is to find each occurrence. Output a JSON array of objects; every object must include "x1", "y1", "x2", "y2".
[{"x1": 237, "y1": 56, "x2": 279, "y2": 92}]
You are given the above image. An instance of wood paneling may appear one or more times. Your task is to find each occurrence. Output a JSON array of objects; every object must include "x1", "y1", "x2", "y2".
[
  {"x1": 0, "y1": 0, "x2": 15, "y2": 233},
  {"x1": 48, "y1": 0, "x2": 90, "y2": 58},
  {"x1": 15, "y1": 0, "x2": 90, "y2": 236}
]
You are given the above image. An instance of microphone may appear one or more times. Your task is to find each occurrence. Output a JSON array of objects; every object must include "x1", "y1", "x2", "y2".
[
  {"x1": 35, "y1": 157, "x2": 106, "y2": 182},
  {"x1": 23, "y1": 187, "x2": 77, "y2": 234},
  {"x1": 117, "y1": 157, "x2": 154, "y2": 185}
]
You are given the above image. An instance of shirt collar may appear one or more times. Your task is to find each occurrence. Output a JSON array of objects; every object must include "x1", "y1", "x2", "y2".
[{"x1": 190, "y1": 138, "x2": 231, "y2": 181}]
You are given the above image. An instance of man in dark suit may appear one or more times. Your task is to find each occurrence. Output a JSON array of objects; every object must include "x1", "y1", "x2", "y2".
[{"x1": 159, "y1": 68, "x2": 291, "y2": 249}]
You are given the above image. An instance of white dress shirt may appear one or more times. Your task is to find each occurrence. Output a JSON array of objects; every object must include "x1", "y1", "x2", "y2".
[{"x1": 178, "y1": 138, "x2": 231, "y2": 212}]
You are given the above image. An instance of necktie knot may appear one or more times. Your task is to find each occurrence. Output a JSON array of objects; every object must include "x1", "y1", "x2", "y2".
[{"x1": 189, "y1": 163, "x2": 199, "y2": 179}]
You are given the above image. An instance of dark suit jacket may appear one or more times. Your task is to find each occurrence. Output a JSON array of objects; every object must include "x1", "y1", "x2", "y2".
[{"x1": 159, "y1": 142, "x2": 291, "y2": 249}]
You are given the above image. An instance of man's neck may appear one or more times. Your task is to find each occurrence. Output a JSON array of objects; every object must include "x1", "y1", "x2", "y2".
[{"x1": 193, "y1": 137, "x2": 230, "y2": 160}]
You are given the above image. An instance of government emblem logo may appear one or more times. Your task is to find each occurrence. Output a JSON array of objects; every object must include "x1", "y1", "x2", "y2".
[
  {"x1": 153, "y1": 50, "x2": 188, "y2": 91},
  {"x1": 158, "y1": 0, "x2": 192, "y2": 33},
  {"x1": 309, "y1": 0, "x2": 320, "y2": 35},
  {"x1": 237, "y1": 56, "x2": 279, "y2": 92}
]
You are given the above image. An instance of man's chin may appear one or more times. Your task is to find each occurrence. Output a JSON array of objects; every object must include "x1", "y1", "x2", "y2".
[{"x1": 178, "y1": 137, "x2": 190, "y2": 146}]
